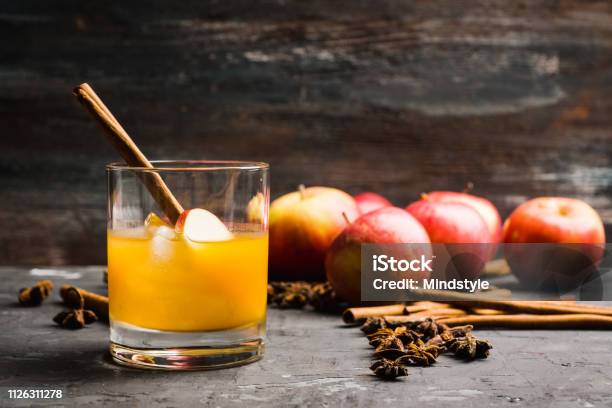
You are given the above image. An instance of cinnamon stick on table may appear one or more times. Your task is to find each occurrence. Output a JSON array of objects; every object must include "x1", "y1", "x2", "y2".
[
  {"x1": 343, "y1": 304, "x2": 405, "y2": 324},
  {"x1": 73, "y1": 83, "x2": 183, "y2": 224},
  {"x1": 385, "y1": 308, "x2": 468, "y2": 324},
  {"x1": 342, "y1": 301, "x2": 451, "y2": 323},
  {"x1": 438, "y1": 314, "x2": 612, "y2": 330},
  {"x1": 447, "y1": 299, "x2": 612, "y2": 316},
  {"x1": 405, "y1": 301, "x2": 450, "y2": 313},
  {"x1": 410, "y1": 288, "x2": 513, "y2": 301}
]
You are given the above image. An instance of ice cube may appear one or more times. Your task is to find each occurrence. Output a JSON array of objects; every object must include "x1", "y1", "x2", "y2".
[
  {"x1": 155, "y1": 225, "x2": 177, "y2": 240},
  {"x1": 150, "y1": 225, "x2": 178, "y2": 263}
]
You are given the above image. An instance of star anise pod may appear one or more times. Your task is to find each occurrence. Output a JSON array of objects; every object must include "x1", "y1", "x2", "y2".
[
  {"x1": 267, "y1": 282, "x2": 289, "y2": 303},
  {"x1": 53, "y1": 308, "x2": 97, "y2": 329},
  {"x1": 372, "y1": 348, "x2": 407, "y2": 360},
  {"x1": 374, "y1": 335, "x2": 405, "y2": 352},
  {"x1": 447, "y1": 333, "x2": 492, "y2": 360},
  {"x1": 360, "y1": 317, "x2": 388, "y2": 335},
  {"x1": 368, "y1": 328, "x2": 404, "y2": 351},
  {"x1": 309, "y1": 282, "x2": 344, "y2": 313},
  {"x1": 275, "y1": 291, "x2": 309, "y2": 308},
  {"x1": 375, "y1": 338, "x2": 440, "y2": 366},
  {"x1": 18, "y1": 280, "x2": 54, "y2": 306},
  {"x1": 267, "y1": 283, "x2": 279, "y2": 303},
  {"x1": 270, "y1": 281, "x2": 312, "y2": 309},
  {"x1": 368, "y1": 326, "x2": 420, "y2": 346},
  {"x1": 394, "y1": 326, "x2": 422, "y2": 345},
  {"x1": 367, "y1": 327, "x2": 395, "y2": 342},
  {"x1": 411, "y1": 318, "x2": 449, "y2": 341},
  {"x1": 370, "y1": 358, "x2": 408, "y2": 380},
  {"x1": 396, "y1": 340, "x2": 441, "y2": 366},
  {"x1": 425, "y1": 325, "x2": 473, "y2": 348}
]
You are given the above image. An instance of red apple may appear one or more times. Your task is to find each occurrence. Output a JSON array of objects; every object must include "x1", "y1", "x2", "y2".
[
  {"x1": 405, "y1": 198, "x2": 492, "y2": 280},
  {"x1": 354, "y1": 192, "x2": 392, "y2": 215},
  {"x1": 269, "y1": 186, "x2": 360, "y2": 281},
  {"x1": 503, "y1": 197, "x2": 605, "y2": 291},
  {"x1": 424, "y1": 191, "x2": 502, "y2": 244},
  {"x1": 326, "y1": 207, "x2": 432, "y2": 305}
]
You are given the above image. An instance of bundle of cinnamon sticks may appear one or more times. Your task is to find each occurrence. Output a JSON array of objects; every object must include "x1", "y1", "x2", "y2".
[{"x1": 343, "y1": 298, "x2": 612, "y2": 329}]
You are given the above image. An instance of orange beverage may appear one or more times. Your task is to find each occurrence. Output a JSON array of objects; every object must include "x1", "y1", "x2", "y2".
[
  {"x1": 107, "y1": 160, "x2": 269, "y2": 370},
  {"x1": 108, "y1": 227, "x2": 268, "y2": 332}
]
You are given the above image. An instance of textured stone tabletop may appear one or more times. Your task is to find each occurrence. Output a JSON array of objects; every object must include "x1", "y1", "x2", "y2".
[{"x1": 1, "y1": 266, "x2": 612, "y2": 407}]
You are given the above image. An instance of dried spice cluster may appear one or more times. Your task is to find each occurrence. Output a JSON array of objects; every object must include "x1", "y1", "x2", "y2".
[
  {"x1": 18, "y1": 280, "x2": 54, "y2": 306},
  {"x1": 268, "y1": 283, "x2": 495, "y2": 380},
  {"x1": 53, "y1": 287, "x2": 98, "y2": 329},
  {"x1": 362, "y1": 317, "x2": 492, "y2": 380},
  {"x1": 17, "y1": 280, "x2": 104, "y2": 329},
  {"x1": 268, "y1": 281, "x2": 345, "y2": 313}
]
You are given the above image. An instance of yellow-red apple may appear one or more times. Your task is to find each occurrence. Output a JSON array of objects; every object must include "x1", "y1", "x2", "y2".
[
  {"x1": 325, "y1": 207, "x2": 432, "y2": 305},
  {"x1": 354, "y1": 192, "x2": 392, "y2": 215},
  {"x1": 269, "y1": 186, "x2": 360, "y2": 281},
  {"x1": 246, "y1": 192, "x2": 266, "y2": 224}
]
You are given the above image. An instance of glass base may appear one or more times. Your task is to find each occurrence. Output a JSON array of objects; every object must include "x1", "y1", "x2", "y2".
[
  {"x1": 110, "y1": 320, "x2": 265, "y2": 370},
  {"x1": 110, "y1": 341, "x2": 263, "y2": 370}
]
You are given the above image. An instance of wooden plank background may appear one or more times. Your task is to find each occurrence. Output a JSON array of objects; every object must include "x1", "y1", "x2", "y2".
[{"x1": 1, "y1": 1, "x2": 611, "y2": 265}]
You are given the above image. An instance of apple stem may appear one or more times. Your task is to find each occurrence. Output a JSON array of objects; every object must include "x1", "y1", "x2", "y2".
[
  {"x1": 298, "y1": 184, "x2": 306, "y2": 200},
  {"x1": 341, "y1": 212, "x2": 351, "y2": 225},
  {"x1": 463, "y1": 181, "x2": 474, "y2": 193},
  {"x1": 420, "y1": 192, "x2": 429, "y2": 201}
]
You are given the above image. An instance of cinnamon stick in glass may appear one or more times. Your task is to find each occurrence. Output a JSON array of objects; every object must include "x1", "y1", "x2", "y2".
[{"x1": 73, "y1": 83, "x2": 184, "y2": 224}]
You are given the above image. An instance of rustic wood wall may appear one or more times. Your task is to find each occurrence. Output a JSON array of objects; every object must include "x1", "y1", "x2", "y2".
[{"x1": 1, "y1": 1, "x2": 611, "y2": 265}]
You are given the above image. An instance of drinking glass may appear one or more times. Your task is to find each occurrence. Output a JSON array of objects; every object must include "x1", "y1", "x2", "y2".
[{"x1": 107, "y1": 160, "x2": 269, "y2": 370}]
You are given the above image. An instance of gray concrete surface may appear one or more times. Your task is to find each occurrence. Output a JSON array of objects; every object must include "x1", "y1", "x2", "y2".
[{"x1": 1, "y1": 266, "x2": 612, "y2": 407}]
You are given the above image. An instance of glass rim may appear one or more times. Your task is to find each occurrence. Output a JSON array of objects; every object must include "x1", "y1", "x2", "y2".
[{"x1": 106, "y1": 160, "x2": 269, "y2": 172}]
